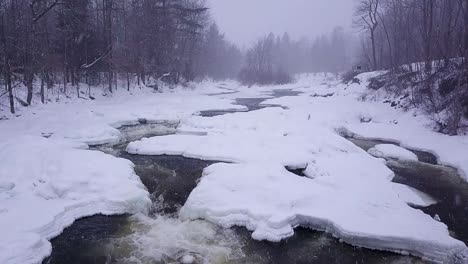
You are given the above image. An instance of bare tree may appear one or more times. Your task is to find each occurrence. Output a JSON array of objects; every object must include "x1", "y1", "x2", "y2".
[
  {"x1": 419, "y1": 0, "x2": 435, "y2": 73},
  {"x1": 355, "y1": 0, "x2": 380, "y2": 70},
  {"x1": 0, "y1": 0, "x2": 14, "y2": 113}
]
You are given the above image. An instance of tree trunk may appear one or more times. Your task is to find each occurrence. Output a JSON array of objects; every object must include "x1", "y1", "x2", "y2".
[
  {"x1": 5, "y1": 59, "x2": 15, "y2": 114},
  {"x1": 25, "y1": 5, "x2": 36, "y2": 106},
  {"x1": 465, "y1": 0, "x2": 468, "y2": 68},
  {"x1": 76, "y1": 80, "x2": 80, "y2": 98},
  {"x1": 423, "y1": 1, "x2": 434, "y2": 73},
  {"x1": 378, "y1": 12, "x2": 393, "y2": 71},
  {"x1": 63, "y1": 38, "x2": 68, "y2": 94},
  {"x1": 127, "y1": 72, "x2": 130, "y2": 91},
  {"x1": 87, "y1": 73, "x2": 92, "y2": 97},
  {"x1": 40, "y1": 73, "x2": 45, "y2": 103},
  {"x1": 26, "y1": 71, "x2": 33, "y2": 105},
  {"x1": 71, "y1": 69, "x2": 75, "y2": 87},
  {"x1": 25, "y1": 21, "x2": 34, "y2": 106},
  {"x1": 63, "y1": 72, "x2": 67, "y2": 94},
  {"x1": 0, "y1": 0, "x2": 14, "y2": 113},
  {"x1": 108, "y1": 69, "x2": 113, "y2": 93},
  {"x1": 371, "y1": 29, "x2": 377, "y2": 70},
  {"x1": 442, "y1": 0, "x2": 454, "y2": 68},
  {"x1": 105, "y1": 0, "x2": 113, "y2": 93}
]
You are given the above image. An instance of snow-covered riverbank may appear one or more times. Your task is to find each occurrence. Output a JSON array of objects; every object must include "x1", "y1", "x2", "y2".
[
  {"x1": 1, "y1": 74, "x2": 468, "y2": 263},
  {"x1": 0, "y1": 84, "x2": 245, "y2": 264}
]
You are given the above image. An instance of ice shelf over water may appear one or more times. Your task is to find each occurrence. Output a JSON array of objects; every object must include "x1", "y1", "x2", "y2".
[{"x1": 127, "y1": 105, "x2": 468, "y2": 263}]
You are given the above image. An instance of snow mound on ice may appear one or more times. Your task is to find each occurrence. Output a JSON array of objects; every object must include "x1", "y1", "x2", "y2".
[
  {"x1": 0, "y1": 136, "x2": 151, "y2": 264},
  {"x1": 368, "y1": 144, "x2": 418, "y2": 161}
]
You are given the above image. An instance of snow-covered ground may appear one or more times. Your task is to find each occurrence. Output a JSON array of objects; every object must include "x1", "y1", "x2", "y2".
[{"x1": 1, "y1": 73, "x2": 468, "y2": 263}]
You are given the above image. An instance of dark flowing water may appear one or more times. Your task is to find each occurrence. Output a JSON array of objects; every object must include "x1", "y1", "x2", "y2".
[
  {"x1": 347, "y1": 138, "x2": 438, "y2": 165},
  {"x1": 119, "y1": 154, "x2": 216, "y2": 216},
  {"x1": 43, "y1": 215, "x2": 131, "y2": 264},
  {"x1": 200, "y1": 89, "x2": 299, "y2": 117},
  {"x1": 199, "y1": 98, "x2": 283, "y2": 117}
]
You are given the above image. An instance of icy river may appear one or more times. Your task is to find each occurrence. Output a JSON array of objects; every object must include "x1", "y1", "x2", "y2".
[{"x1": 43, "y1": 90, "x2": 468, "y2": 264}]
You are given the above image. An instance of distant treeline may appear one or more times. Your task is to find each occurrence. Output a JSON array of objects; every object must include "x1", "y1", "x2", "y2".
[{"x1": 239, "y1": 28, "x2": 355, "y2": 85}]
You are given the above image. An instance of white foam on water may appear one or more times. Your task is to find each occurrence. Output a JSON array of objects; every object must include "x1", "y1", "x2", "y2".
[{"x1": 108, "y1": 214, "x2": 245, "y2": 264}]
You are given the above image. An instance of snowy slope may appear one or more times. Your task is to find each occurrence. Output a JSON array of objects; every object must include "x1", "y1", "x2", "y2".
[{"x1": 262, "y1": 73, "x2": 468, "y2": 180}]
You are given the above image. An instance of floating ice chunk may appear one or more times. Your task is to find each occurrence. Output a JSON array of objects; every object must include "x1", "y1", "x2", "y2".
[
  {"x1": 368, "y1": 144, "x2": 418, "y2": 161},
  {"x1": 391, "y1": 183, "x2": 437, "y2": 207},
  {"x1": 180, "y1": 162, "x2": 466, "y2": 263}
]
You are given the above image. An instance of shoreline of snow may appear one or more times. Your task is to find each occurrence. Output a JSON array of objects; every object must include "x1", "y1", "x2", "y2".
[
  {"x1": 260, "y1": 73, "x2": 468, "y2": 182},
  {"x1": 0, "y1": 136, "x2": 151, "y2": 264},
  {"x1": 342, "y1": 128, "x2": 468, "y2": 181},
  {"x1": 0, "y1": 84, "x2": 246, "y2": 145},
  {"x1": 6, "y1": 201, "x2": 147, "y2": 264},
  {"x1": 0, "y1": 136, "x2": 153, "y2": 264},
  {"x1": 343, "y1": 73, "x2": 468, "y2": 181}
]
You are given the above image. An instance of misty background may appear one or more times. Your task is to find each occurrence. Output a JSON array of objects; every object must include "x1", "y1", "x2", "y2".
[
  {"x1": 201, "y1": 0, "x2": 360, "y2": 84},
  {"x1": 208, "y1": 0, "x2": 356, "y2": 47}
]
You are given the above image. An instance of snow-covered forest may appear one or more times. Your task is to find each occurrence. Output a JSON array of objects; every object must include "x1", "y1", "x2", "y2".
[
  {"x1": 1, "y1": 0, "x2": 468, "y2": 264},
  {"x1": 0, "y1": 0, "x2": 240, "y2": 111},
  {"x1": 0, "y1": 0, "x2": 357, "y2": 114},
  {"x1": 353, "y1": 0, "x2": 468, "y2": 135}
]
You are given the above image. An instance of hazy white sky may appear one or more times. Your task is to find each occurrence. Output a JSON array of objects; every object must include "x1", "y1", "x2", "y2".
[{"x1": 207, "y1": 0, "x2": 356, "y2": 47}]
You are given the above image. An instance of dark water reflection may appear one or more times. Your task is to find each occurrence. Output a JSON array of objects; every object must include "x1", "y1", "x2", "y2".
[
  {"x1": 200, "y1": 89, "x2": 299, "y2": 117},
  {"x1": 43, "y1": 215, "x2": 130, "y2": 264}
]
